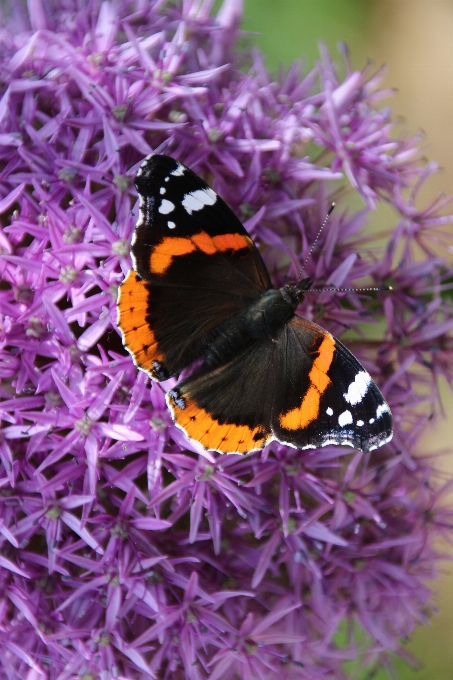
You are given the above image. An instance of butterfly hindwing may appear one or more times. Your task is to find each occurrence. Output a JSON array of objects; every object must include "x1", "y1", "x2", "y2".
[
  {"x1": 167, "y1": 316, "x2": 392, "y2": 454},
  {"x1": 272, "y1": 317, "x2": 393, "y2": 452},
  {"x1": 167, "y1": 338, "x2": 279, "y2": 454}
]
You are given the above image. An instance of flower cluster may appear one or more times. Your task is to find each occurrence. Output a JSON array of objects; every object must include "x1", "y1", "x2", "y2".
[{"x1": 0, "y1": 0, "x2": 452, "y2": 678}]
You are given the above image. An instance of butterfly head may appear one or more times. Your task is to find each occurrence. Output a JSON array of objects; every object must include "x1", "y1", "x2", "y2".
[
  {"x1": 280, "y1": 277, "x2": 313, "y2": 308},
  {"x1": 296, "y1": 277, "x2": 313, "y2": 293}
]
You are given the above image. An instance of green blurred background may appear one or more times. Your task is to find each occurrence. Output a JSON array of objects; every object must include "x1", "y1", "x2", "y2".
[{"x1": 241, "y1": 1, "x2": 453, "y2": 679}]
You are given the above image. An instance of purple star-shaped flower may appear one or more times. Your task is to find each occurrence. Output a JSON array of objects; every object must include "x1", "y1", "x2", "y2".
[{"x1": 0, "y1": 1, "x2": 452, "y2": 678}]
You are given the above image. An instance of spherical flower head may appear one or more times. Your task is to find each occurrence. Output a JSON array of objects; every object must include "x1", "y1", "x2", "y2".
[{"x1": 0, "y1": 1, "x2": 452, "y2": 678}]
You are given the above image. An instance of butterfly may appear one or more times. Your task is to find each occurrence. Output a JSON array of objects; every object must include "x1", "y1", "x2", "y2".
[{"x1": 117, "y1": 154, "x2": 393, "y2": 455}]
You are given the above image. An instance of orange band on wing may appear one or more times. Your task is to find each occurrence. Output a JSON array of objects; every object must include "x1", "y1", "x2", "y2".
[
  {"x1": 280, "y1": 334, "x2": 335, "y2": 430},
  {"x1": 191, "y1": 231, "x2": 218, "y2": 254},
  {"x1": 150, "y1": 237, "x2": 196, "y2": 274},
  {"x1": 150, "y1": 232, "x2": 252, "y2": 275},
  {"x1": 168, "y1": 394, "x2": 271, "y2": 455},
  {"x1": 117, "y1": 270, "x2": 167, "y2": 380},
  {"x1": 212, "y1": 233, "x2": 252, "y2": 251}
]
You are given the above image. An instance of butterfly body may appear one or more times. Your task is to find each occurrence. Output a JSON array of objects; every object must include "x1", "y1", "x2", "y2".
[
  {"x1": 202, "y1": 281, "x2": 311, "y2": 369},
  {"x1": 117, "y1": 154, "x2": 393, "y2": 455}
]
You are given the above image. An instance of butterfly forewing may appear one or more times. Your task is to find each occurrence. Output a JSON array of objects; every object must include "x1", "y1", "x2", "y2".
[
  {"x1": 131, "y1": 154, "x2": 271, "y2": 291},
  {"x1": 118, "y1": 155, "x2": 271, "y2": 380}
]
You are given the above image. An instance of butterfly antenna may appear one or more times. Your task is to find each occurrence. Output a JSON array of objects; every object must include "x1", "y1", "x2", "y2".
[
  {"x1": 299, "y1": 203, "x2": 392, "y2": 294},
  {"x1": 298, "y1": 202, "x2": 335, "y2": 279},
  {"x1": 307, "y1": 285, "x2": 393, "y2": 293}
]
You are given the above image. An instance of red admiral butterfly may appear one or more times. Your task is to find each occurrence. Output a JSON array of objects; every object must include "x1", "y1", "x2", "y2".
[{"x1": 117, "y1": 155, "x2": 392, "y2": 454}]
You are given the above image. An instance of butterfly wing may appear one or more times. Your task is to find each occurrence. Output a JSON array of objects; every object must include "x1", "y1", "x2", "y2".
[
  {"x1": 167, "y1": 315, "x2": 392, "y2": 454},
  {"x1": 272, "y1": 316, "x2": 393, "y2": 452},
  {"x1": 166, "y1": 337, "x2": 279, "y2": 454},
  {"x1": 117, "y1": 155, "x2": 271, "y2": 381}
]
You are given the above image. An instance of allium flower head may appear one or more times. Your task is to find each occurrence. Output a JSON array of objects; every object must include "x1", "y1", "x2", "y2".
[{"x1": 0, "y1": 1, "x2": 452, "y2": 678}]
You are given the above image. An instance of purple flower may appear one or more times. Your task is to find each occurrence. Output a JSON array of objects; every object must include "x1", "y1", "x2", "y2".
[{"x1": 0, "y1": 1, "x2": 452, "y2": 678}]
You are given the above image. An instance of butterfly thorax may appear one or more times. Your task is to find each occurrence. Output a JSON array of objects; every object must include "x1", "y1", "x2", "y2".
[
  {"x1": 245, "y1": 289, "x2": 296, "y2": 335},
  {"x1": 203, "y1": 281, "x2": 312, "y2": 370}
]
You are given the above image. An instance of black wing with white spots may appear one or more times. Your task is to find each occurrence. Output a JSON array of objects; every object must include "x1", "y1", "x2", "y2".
[
  {"x1": 131, "y1": 154, "x2": 271, "y2": 292},
  {"x1": 317, "y1": 338, "x2": 392, "y2": 452},
  {"x1": 271, "y1": 317, "x2": 393, "y2": 453},
  {"x1": 118, "y1": 154, "x2": 272, "y2": 381}
]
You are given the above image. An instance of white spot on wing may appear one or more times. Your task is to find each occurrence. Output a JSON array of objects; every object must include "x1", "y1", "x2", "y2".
[
  {"x1": 137, "y1": 155, "x2": 153, "y2": 175},
  {"x1": 181, "y1": 194, "x2": 200, "y2": 215},
  {"x1": 158, "y1": 199, "x2": 175, "y2": 214},
  {"x1": 376, "y1": 403, "x2": 389, "y2": 419},
  {"x1": 357, "y1": 420, "x2": 364, "y2": 427},
  {"x1": 369, "y1": 417, "x2": 375, "y2": 424},
  {"x1": 132, "y1": 195, "x2": 145, "y2": 246},
  {"x1": 338, "y1": 410, "x2": 353, "y2": 427},
  {"x1": 171, "y1": 163, "x2": 185, "y2": 176},
  {"x1": 182, "y1": 188, "x2": 217, "y2": 214},
  {"x1": 326, "y1": 407, "x2": 333, "y2": 416},
  {"x1": 167, "y1": 221, "x2": 176, "y2": 229},
  {"x1": 368, "y1": 432, "x2": 393, "y2": 452},
  {"x1": 343, "y1": 371, "x2": 371, "y2": 406},
  {"x1": 160, "y1": 187, "x2": 166, "y2": 194}
]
